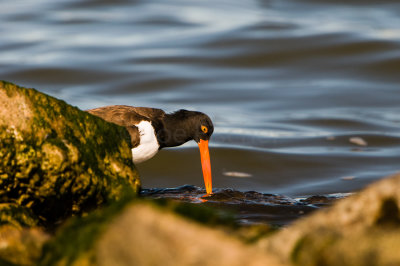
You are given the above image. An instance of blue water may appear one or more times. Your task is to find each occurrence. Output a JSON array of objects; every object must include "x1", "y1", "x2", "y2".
[{"x1": 1, "y1": 0, "x2": 400, "y2": 196}]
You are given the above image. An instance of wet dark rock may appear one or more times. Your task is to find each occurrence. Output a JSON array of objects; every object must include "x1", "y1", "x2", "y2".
[
  {"x1": 207, "y1": 189, "x2": 298, "y2": 206},
  {"x1": 0, "y1": 81, "x2": 140, "y2": 227},
  {"x1": 300, "y1": 195, "x2": 337, "y2": 207},
  {"x1": 141, "y1": 185, "x2": 331, "y2": 226}
]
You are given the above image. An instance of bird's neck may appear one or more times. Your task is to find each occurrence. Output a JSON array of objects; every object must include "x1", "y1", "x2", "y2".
[{"x1": 157, "y1": 113, "x2": 194, "y2": 148}]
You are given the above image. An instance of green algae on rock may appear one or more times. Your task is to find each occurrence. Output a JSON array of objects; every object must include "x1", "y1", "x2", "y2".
[{"x1": 0, "y1": 81, "x2": 140, "y2": 226}]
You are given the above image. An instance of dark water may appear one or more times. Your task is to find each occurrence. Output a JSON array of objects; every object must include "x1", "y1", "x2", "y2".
[{"x1": 2, "y1": 0, "x2": 400, "y2": 223}]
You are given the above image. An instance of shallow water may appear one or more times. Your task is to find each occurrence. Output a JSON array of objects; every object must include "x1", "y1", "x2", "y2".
[{"x1": 1, "y1": 1, "x2": 400, "y2": 217}]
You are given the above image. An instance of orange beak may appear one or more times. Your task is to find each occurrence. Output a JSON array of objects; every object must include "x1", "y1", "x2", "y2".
[{"x1": 198, "y1": 139, "x2": 213, "y2": 194}]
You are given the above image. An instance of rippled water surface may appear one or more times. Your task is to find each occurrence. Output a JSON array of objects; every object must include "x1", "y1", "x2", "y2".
[{"x1": 2, "y1": 0, "x2": 400, "y2": 202}]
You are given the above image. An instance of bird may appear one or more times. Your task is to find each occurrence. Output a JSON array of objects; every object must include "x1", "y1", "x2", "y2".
[{"x1": 86, "y1": 105, "x2": 214, "y2": 194}]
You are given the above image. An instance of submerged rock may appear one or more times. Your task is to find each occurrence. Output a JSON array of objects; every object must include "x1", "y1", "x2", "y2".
[
  {"x1": 0, "y1": 81, "x2": 140, "y2": 226},
  {"x1": 261, "y1": 172, "x2": 400, "y2": 266}
]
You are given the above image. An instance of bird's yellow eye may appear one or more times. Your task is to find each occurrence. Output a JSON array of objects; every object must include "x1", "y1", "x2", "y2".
[{"x1": 201, "y1": 125, "x2": 208, "y2": 133}]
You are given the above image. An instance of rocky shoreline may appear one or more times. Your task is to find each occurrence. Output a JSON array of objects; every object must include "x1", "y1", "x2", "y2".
[{"x1": 1, "y1": 81, "x2": 400, "y2": 265}]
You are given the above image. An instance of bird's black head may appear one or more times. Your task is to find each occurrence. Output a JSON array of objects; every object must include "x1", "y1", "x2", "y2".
[
  {"x1": 190, "y1": 111, "x2": 214, "y2": 143},
  {"x1": 161, "y1": 109, "x2": 214, "y2": 147},
  {"x1": 161, "y1": 109, "x2": 214, "y2": 194}
]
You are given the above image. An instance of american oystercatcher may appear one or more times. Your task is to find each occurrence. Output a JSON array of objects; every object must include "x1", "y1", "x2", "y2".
[{"x1": 87, "y1": 105, "x2": 214, "y2": 194}]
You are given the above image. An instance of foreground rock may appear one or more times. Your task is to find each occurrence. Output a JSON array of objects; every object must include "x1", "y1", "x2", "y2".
[
  {"x1": 261, "y1": 172, "x2": 400, "y2": 266},
  {"x1": 0, "y1": 81, "x2": 140, "y2": 226},
  {"x1": 0, "y1": 203, "x2": 49, "y2": 265},
  {"x1": 0, "y1": 224, "x2": 48, "y2": 265},
  {"x1": 39, "y1": 200, "x2": 284, "y2": 266}
]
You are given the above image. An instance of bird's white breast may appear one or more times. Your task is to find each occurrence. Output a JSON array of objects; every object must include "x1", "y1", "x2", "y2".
[{"x1": 131, "y1": 120, "x2": 159, "y2": 164}]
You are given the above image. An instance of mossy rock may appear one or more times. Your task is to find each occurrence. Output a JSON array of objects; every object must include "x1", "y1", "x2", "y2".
[
  {"x1": 39, "y1": 199, "x2": 283, "y2": 266},
  {"x1": 0, "y1": 81, "x2": 140, "y2": 227}
]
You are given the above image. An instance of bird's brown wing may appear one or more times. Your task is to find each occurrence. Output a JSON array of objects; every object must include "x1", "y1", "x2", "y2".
[{"x1": 86, "y1": 105, "x2": 165, "y2": 148}]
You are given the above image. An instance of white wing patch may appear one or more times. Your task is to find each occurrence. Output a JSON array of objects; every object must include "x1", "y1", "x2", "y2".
[{"x1": 131, "y1": 121, "x2": 159, "y2": 164}]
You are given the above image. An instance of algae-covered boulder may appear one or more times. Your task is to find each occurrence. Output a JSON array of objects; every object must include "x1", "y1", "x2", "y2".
[
  {"x1": 39, "y1": 200, "x2": 284, "y2": 266},
  {"x1": 0, "y1": 81, "x2": 140, "y2": 226},
  {"x1": 261, "y1": 172, "x2": 400, "y2": 266}
]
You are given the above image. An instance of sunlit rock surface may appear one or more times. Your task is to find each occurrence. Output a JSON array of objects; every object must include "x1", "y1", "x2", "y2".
[
  {"x1": 261, "y1": 172, "x2": 400, "y2": 266},
  {"x1": 40, "y1": 201, "x2": 284, "y2": 266},
  {"x1": 0, "y1": 81, "x2": 140, "y2": 227}
]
